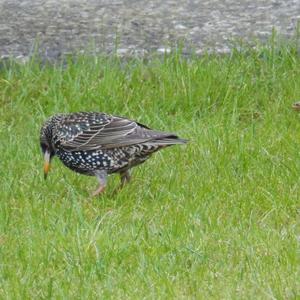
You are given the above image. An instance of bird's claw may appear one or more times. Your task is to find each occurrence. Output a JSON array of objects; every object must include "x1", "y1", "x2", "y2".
[{"x1": 91, "y1": 185, "x2": 106, "y2": 197}]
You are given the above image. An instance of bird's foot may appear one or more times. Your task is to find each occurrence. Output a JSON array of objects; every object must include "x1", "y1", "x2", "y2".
[
  {"x1": 112, "y1": 184, "x2": 124, "y2": 196},
  {"x1": 91, "y1": 185, "x2": 106, "y2": 197}
]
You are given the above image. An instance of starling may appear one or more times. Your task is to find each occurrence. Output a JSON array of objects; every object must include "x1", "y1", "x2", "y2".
[
  {"x1": 40, "y1": 112, "x2": 188, "y2": 196},
  {"x1": 292, "y1": 102, "x2": 300, "y2": 110}
]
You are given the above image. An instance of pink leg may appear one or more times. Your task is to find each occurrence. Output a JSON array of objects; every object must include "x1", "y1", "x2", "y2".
[
  {"x1": 91, "y1": 170, "x2": 107, "y2": 197},
  {"x1": 91, "y1": 185, "x2": 106, "y2": 196}
]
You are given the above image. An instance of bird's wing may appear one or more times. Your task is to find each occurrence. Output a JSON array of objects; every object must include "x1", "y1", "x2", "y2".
[{"x1": 54, "y1": 112, "x2": 174, "y2": 151}]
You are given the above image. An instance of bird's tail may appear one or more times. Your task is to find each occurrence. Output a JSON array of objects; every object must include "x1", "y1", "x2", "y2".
[{"x1": 150, "y1": 135, "x2": 189, "y2": 146}]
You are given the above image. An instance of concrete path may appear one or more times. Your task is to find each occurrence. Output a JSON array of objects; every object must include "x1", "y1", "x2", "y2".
[{"x1": 0, "y1": 0, "x2": 299, "y2": 59}]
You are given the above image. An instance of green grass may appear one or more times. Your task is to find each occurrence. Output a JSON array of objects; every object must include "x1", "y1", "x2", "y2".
[{"x1": 0, "y1": 42, "x2": 299, "y2": 299}]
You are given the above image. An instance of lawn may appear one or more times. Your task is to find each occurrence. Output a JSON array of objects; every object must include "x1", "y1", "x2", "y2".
[{"x1": 0, "y1": 40, "x2": 299, "y2": 299}]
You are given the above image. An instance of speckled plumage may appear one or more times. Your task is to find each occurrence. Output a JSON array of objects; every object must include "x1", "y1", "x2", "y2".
[{"x1": 40, "y1": 112, "x2": 187, "y2": 195}]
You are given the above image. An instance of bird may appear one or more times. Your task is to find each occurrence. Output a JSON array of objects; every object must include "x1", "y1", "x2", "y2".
[
  {"x1": 292, "y1": 102, "x2": 300, "y2": 110},
  {"x1": 40, "y1": 112, "x2": 188, "y2": 196}
]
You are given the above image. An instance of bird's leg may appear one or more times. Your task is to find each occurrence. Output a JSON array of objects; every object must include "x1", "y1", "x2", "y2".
[
  {"x1": 92, "y1": 170, "x2": 107, "y2": 196},
  {"x1": 120, "y1": 170, "x2": 131, "y2": 188},
  {"x1": 112, "y1": 170, "x2": 131, "y2": 195}
]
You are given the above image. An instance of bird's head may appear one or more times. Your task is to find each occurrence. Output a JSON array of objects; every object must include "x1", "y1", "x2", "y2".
[{"x1": 40, "y1": 121, "x2": 55, "y2": 180}]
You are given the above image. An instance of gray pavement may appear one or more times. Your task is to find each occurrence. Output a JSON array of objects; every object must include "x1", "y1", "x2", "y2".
[{"x1": 0, "y1": 0, "x2": 299, "y2": 60}]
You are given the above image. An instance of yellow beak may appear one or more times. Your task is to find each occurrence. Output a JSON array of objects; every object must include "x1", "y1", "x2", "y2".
[{"x1": 43, "y1": 150, "x2": 51, "y2": 180}]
